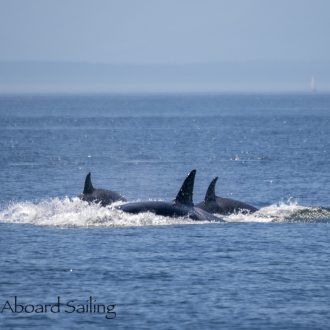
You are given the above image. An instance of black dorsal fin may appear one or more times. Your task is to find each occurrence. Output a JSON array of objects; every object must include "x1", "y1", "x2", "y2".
[
  {"x1": 174, "y1": 170, "x2": 196, "y2": 206},
  {"x1": 83, "y1": 172, "x2": 94, "y2": 194},
  {"x1": 204, "y1": 177, "x2": 218, "y2": 204}
]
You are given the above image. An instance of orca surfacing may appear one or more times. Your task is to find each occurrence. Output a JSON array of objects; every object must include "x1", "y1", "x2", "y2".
[
  {"x1": 117, "y1": 170, "x2": 224, "y2": 221},
  {"x1": 197, "y1": 177, "x2": 258, "y2": 215},
  {"x1": 79, "y1": 173, "x2": 126, "y2": 206}
]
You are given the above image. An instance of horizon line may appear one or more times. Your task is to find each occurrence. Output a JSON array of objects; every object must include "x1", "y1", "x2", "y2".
[{"x1": 1, "y1": 59, "x2": 330, "y2": 66}]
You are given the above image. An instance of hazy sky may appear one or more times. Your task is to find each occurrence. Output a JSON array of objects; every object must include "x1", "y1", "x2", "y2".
[{"x1": 0, "y1": 0, "x2": 329, "y2": 64}]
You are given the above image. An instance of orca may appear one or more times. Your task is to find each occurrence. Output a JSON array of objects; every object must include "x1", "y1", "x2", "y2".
[
  {"x1": 79, "y1": 172, "x2": 126, "y2": 206},
  {"x1": 197, "y1": 177, "x2": 258, "y2": 215},
  {"x1": 116, "y1": 170, "x2": 224, "y2": 221}
]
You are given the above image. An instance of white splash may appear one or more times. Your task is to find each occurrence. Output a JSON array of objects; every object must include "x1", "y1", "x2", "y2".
[
  {"x1": 223, "y1": 200, "x2": 330, "y2": 223},
  {"x1": 0, "y1": 197, "x2": 205, "y2": 228},
  {"x1": 0, "y1": 198, "x2": 329, "y2": 228}
]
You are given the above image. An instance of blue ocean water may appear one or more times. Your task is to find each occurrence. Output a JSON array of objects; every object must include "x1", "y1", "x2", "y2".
[{"x1": 0, "y1": 93, "x2": 330, "y2": 329}]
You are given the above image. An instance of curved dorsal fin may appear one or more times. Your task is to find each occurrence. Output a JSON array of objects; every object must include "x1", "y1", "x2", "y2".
[
  {"x1": 174, "y1": 169, "x2": 196, "y2": 206},
  {"x1": 83, "y1": 172, "x2": 94, "y2": 194},
  {"x1": 204, "y1": 177, "x2": 218, "y2": 204}
]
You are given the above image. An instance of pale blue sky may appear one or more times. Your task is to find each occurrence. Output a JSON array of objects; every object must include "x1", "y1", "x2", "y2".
[{"x1": 0, "y1": 0, "x2": 329, "y2": 64}]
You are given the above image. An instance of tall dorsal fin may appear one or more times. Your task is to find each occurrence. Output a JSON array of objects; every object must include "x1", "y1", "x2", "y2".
[
  {"x1": 204, "y1": 177, "x2": 218, "y2": 204},
  {"x1": 83, "y1": 172, "x2": 94, "y2": 194},
  {"x1": 174, "y1": 169, "x2": 196, "y2": 206}
]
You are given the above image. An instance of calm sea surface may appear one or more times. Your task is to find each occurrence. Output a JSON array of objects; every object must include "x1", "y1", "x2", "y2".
[{"x1": 0, "y1": 93, "x2": 330, "y2": 329}]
